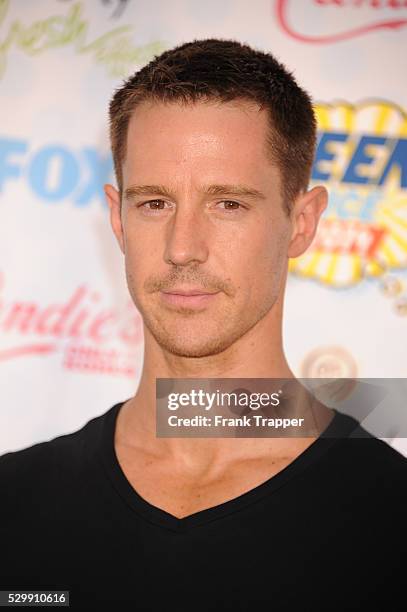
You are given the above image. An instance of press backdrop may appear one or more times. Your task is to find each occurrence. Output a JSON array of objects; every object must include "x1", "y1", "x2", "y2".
[{"x1": 0, "y1": 0, "x2": 406, "y2": 454}]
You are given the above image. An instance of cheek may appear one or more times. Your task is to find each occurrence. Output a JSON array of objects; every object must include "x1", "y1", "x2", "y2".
[
  {"x1": 124, "y1": 226, "x2": 157, "y2": 265},
  {"x1": 244, "y1": 226, "x2": 285, "y2": 268},
  {"x1": 124, "y1": 241, "x2": 152, "y2": 291},
  {"x1": 241, "y1": 231, "x2": 288, "y2": 291},
  {"x1": 222, "y1": 239, "x2": 274, "y2": 293}
]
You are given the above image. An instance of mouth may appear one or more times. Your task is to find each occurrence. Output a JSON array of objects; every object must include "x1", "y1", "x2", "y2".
[{"x1": 160, "y1": 290, "x2": 220, "y2": 309}]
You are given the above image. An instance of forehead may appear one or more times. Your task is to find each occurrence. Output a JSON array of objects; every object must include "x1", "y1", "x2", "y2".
[{"x1": 123, "y1": 99, "x2": 277, "y2": 184}]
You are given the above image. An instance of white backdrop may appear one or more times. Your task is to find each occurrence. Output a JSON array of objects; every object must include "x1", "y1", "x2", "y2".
[{"x1": 0, "y1": 0, "x2": 406, "y2": 454}]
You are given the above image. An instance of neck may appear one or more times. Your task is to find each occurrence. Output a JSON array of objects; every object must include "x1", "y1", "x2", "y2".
[{"x1": 114, "y1": 305, "x2": 313, "y2": 466}]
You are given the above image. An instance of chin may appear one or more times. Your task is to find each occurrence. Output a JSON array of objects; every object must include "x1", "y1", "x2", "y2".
[
  {"x1": 159, "y1": 336, "x2": 229, "y2": 358},
  {"x1": 140, "y1": 303, "x2": 252, "y2": 358},
  {"x1": 147, "y1": 326, "x2": 231, "y2": 358}
]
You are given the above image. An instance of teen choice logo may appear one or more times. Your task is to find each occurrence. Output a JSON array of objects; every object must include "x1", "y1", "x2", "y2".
[{"x1": 289, "y1": 100, "x2": 407, "y2": 287}]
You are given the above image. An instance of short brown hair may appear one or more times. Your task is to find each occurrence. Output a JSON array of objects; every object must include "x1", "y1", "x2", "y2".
[{"x1": 108, "y1": 38, "x2": 317, "y2": 215}]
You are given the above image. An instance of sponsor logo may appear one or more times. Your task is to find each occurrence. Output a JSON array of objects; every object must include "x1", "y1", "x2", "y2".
[
  {"x1": 300, "y1": 345, "x2": 358, "y2": 378},
  {"x1": 0, "y1": 271, "x2": 144, "y2": 376},
  {"x1": 300, "y1": 345, "x2": 358, "y2": 401},
  {"x1": 275, "y1": 0, "x2": 407, "y2": 44},
  {"x1": 289, "y1": 100, "x2": 407, "y2": 289},
  {"x1": 0, "y1": 138, "x2": 113, "y2": 206},
  {"x1": 0, "y1": 0, "x2": 167, "y2": 79}
]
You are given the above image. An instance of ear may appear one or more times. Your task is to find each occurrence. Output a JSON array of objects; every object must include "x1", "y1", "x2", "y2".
[
  {"x1": 287, "y1": 186, "x2": 328, "y2": 258},
  {"x1": 104, "y1": 183, "x2": 124, "y2": 254}
]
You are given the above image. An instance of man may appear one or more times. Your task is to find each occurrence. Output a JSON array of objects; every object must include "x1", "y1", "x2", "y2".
[{"x1": 0, "y1": 38, "x2": 406, "y2": 609}]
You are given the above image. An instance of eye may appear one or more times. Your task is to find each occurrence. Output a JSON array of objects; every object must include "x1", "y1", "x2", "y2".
[
  {"x1": 137, "y1": 199, "x2": 171, "y2": 214},
  {"x1": 216, "y1": 200, "x2": 244, "y2": 212}
]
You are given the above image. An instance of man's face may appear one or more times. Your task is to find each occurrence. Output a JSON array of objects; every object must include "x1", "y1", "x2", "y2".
[{"x1": 112, "y1": 99, "x2": 294, "y2": 358}]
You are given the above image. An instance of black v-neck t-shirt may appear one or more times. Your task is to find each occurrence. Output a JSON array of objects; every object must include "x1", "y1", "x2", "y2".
[{"x1": 0, "y1": 401, "x2": 406, "y2": 610}]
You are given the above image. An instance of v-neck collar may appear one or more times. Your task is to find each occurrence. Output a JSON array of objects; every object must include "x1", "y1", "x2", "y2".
[{"x1": 98, "y1": 400, "x2": 359, "y2": 533}]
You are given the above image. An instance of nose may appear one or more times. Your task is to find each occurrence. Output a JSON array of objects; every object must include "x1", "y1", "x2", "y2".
[{"x1": 163, "y1": 206, "x2": 209, "y2": 267}]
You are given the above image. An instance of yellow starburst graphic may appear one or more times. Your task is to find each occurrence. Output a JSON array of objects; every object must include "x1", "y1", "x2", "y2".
[{"x1": 289, "y1": 100, "x2": 407, "y2": 287}]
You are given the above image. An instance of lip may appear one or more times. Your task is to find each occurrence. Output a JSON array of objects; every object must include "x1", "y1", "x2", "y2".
[
  {"x1": 160, "y1": 290, "x2": 220, "y2": 309},
  {"x1": 162, "y1": 288, "x2": 218, "y2": 296}
]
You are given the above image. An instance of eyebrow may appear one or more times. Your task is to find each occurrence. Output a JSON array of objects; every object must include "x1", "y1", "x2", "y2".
[{"x1": 123, "y1": 184, "x2": 267, "y2": 201}]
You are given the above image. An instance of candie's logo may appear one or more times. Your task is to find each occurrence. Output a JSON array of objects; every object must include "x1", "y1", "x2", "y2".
[
  {"x1": 0, "y1": 273, "x2": 144, "y2": 376},
  {"x1": 289, "y1": 100, "x2": 407, "y2": 287},
  {"x1": 275, "y1": 0, "x2": 407, "y2": 44}
]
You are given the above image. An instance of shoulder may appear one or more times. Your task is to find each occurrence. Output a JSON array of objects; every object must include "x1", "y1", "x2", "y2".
[
  {"x1": 0, "y1": 403, "x2": 124, "y2": 527},
  {"x1": 322, "y1": 416, "x2": 407, "y2": 502},
  {"x1": 344, "y1": 434, "x2": 407, "y2": 475},
  {"x1": 0, "y1": 428, "x2": 81, "y2": 480},
  {"x1": 0, "y1": 406, "x2": 113, "y2": 491}
]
